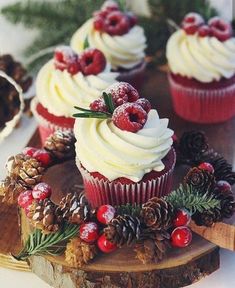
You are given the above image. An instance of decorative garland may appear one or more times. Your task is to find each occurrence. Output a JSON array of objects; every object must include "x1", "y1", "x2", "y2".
[{"x1": 1, "y1": 130, "x2": 235, "y2": 267}]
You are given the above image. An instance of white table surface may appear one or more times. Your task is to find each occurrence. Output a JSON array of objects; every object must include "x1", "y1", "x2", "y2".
[{"x1": 0, "y1": 0, "x2": 235, "y2": 287}]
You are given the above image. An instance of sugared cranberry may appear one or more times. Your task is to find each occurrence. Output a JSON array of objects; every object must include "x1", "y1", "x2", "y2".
[
  {"x1": 112, "y1": 102, "x2": 147, "y2": 133},
  {"x1": 97, "y1": 205, "x2": 116, "y2": 225},
  {"x1": 135, "y1": 98, "x2": 151, "y2": 113},
  {"x1": 173, "y1": 209, "x2": 191, "y2": 227},
  {"x1": 32, "y1": 182, "x2": 52, "y2": 200},
  {"x1": 80, "y1": 222, "x2": 99, "y2": 243},
  {"x1": 216, "y1": 180, "x2": 232, "y2": 193},
  {"x1": 126, "y1": 12, "x2": 138, "y2": 28},
  {"x1": 17, "y1": 190, "x2": 34, "y2": 208},
  {"x1": 97, "y1": 234, "x2": 117, "y2": 253},
  {"x1": 181, "y1": 13, "x2": 205, "y2": 35},
  {"x1": 80, "y1": 48, "x2": 106, "y2": 75},
  {"x1": 198, "y1": 162, "x2": 214, "y2": 174},
  {"x1": 198, "y1": 25, "x2": 212, "y2": 37},
  {"x1": 208, "y1": 17, "x2": 233, "y2": 41},
  {"x1": 90, "y1": 98, "x2": 107, "y2": 112},
  {"x1": 171, "y1": 226, "x2": 192, "y2": 248},
  {"x1": 22, "y1": 147, "x2": 38, "y2": 157},
  {"x1": 54, "y1": 46, "x2": 80, "y2": 75},
  {"x1": 33, "y1": 149, "x2": 52, "y2": 167},
  {"x1": 104, "y1": 11, "x2": 130, "y2": 36}
]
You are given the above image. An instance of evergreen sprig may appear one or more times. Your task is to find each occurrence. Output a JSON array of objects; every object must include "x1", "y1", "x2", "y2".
[{"x1": 116, "y1": 203, "x2": 142, "y2": 217}]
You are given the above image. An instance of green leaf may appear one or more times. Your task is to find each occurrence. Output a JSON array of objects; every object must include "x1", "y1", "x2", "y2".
[
  {"x1": 103, "y1": 92, "x2": 115, "y2": 114},
  {"x1": 83, "y1": 35, "x2": 90, "y2": 49}
]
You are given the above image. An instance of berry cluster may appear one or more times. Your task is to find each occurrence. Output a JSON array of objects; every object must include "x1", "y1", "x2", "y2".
[
  {"x1": 23, "y1": 147, "x2": 52, "y2": 167},
  {"x1": 54, "y1": 46, "x2": 106, "y2": 76},
  {"x1": 182, "y1": 13, "x2": 233, "y2": 41},
  {"x1": 93, "y1": 0, "x2": 137, "y2": 36}
]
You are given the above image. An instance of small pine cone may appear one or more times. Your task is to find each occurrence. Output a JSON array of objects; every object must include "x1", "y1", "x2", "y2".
[
  {"x1": 104, "y1": 215, "x2": 141, "y2": 247},
  {"x1": 214, "y1": 188, "x2": 235, "y2": 219},
  {"x1": 44, "y1": 130, "x2": 75, "y2": 160},
  {"x1": 1, "y1": 176, "x2": 26, "y2": 204},
  {"x1": 65, "y1": 237, "x2": 97, "y2": 268},
  {"x1": 192, "y1": 208, "x2": 222, "y2": 227},
  {"x1": 140, "y1": 197, "x2": 174, "y2": 230}
]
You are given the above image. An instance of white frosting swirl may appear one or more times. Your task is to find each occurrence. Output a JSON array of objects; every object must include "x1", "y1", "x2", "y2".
[
  {"x1": 71, "y1": 19, "x2": 147, "y2": 70},
  {"x1": 166, "y1": 30, "x2": 235, "y2": 83},
  {"x1": 75, "y1": 109, "x2": 173, "y2": 182},
  {"x1": 36, "y1": 59, "x2": 118, "y2": 117}
]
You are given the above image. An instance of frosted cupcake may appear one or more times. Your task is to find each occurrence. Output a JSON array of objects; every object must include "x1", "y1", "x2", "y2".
[
  {"x1": 74, "y1": 82, "x2": 175, "y2": 208},
  {"x1": 70, "y1": 1, "x2": 147, "y2": 89},
  {"x1": 32, "y1": 46, "x2": 118, "y2": 143},
  {"x1": 166, "y1": 14, "x2": 235, "y2": 123}
]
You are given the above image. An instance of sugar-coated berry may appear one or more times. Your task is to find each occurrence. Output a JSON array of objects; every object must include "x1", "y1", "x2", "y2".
[
  {"x1": 33, "y1": 149, "x2": 52, "y2": 167},
  {"x1": 79, "y1": 222, "x2": 99, "y2": 243},
  {"x1": 97, "y1": 205, "x2": 116, "y2": 224},
  {"x1": 94, "y1": 16, "x2": 105, "y2": 31},
  {"x1": 198, "y1": 162, "x2": 214, "y2": 174},
  {"x1": 198, "y1": 25, "x2": 212, "y2": 37},
  {"x1": 22, "y1": 147, "x2": 38, "y2": 157},
  {"x1": 17, "y1": 190, "x2": 34, "y2": 208},
  {"x1": 181, "y1": 13, "x2": 204, "y2": 35},
  {"x1": 97, "y1": 234, "x2": 117, "y2": 253},
  {"x1": 112, "y1": 102, "x2": 147, "y2": 133},
  {"x1": 171, "y1": 226, "x2": 192, "y2": 248},
  {"x1": 104, "y1": 11, "x2": 130, "y2": 36},
  {"x1": 216, "y1": 180, "x2": 232, "y2": 193},
  {"x1": 173, "y1": 209, "x2": 191, "y2": 227},
  {"x1": 208, "y1": 17, "x2": 233, "y2": 42},
  {"x1": 135, "y1": 98, "x2": 151, "y2": 113},
  {"x1": 54, "y1": 46, "x2": 80, "y2": 75},
  {"x1": 90, "y1": 98, "x2": 107, "y2": 112},
  {"x1": 32, "y1": 182, "x2": 52, "y2": 200},
  {"x1": 80, "y1": 48, "x2": 106, "y2": 75}
]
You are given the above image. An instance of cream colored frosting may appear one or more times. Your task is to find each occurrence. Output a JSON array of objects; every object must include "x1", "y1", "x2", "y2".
[
  {"x1": 75, "y1": 109, "x2": 173, "y2": 182},
  {"x1": 36, "y1": 59, "x2": 118, "y2": 117},
  {"x1": 166, "y1": 30, "x2": 235, "y2": 83},
  {"x1": 71, "y1": 19, "x2": 146, "y2": 70}
]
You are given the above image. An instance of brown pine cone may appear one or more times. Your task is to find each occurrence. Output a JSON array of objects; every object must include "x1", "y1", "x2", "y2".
[
  {"x1": 214, "y1": 188, "x2": 235, "y2": 219},
  {"x1": 0, "y1": 176, "x2": 25, "y2": 204},
  {"x1": 44, "y1": 130, "x2": 75, "y2": 160},
  {"x1": 104, "y1": 215, "x2": 141, "y2": 247},
  {"x1": 192, "y1": 208, "x2": 222, "y2": 227},
  {"x1": 140, "y1": 197, "x2": 174, "y2": 230},
  {"x1": 65, "y1": 237, "x2": 97, "y2": 268}
]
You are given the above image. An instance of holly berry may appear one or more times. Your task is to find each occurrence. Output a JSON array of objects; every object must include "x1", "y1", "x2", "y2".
[
  {"x1": 171, "y1": 226, "x2": 192, "y2": 248},
  {"x1": 112, "y1": 102, "x2": 147, "y2": 133},
  {"x1": 54, "y1": 46, "x2": 80, "y2": 75},
  {"x1": 104, "y1": 11, "x2": 130, "y2": 36},
  {"x1": 32, "y1": 182, "x2": 52, "y2": 200},
  {"x1": 80, "y1": 48, "x2": 106, "y2": 75},
  {"x1": 208, "y1": 17, "x2": 233, "y2": 42},
  {"x1": 198, "y1": 25, "x2": 212, "y2": 37},
  {"x1": 90, "y1": 98, "x2": 107, "y2": 112},
  {"x1": 22, "y1": 147, "x2": 38, "y2": 157},
  {"x1": 216, "y1": 180, "x2": 232, "y2": 193},
  {"x1": 97, "y1": 205, "x2": 116, "y2": 224},
  {"x1": 135, "y1": 98, "x2": 151, "y2": 113},
  {"x1": 181, "y1": 13, "x2": 204, "y2": 35},
  {"x1": 33, "y1": 149, "x2": 52, "y2": 167},
  {"x1": 198, "y1": 162, "x2": 214, "y2": 174},
  {"x1": 79, "y1": 222, "x2": 99, "y2": 243},
  {"x1": 173, "y1": 209, "x2": 191, "y2": 227},
  {"x1": 97, "y1": 234, "x2": 117, "y2": 253},
  {"x1": 17, "y1": 190, "x2": 34, "y2": 208}
]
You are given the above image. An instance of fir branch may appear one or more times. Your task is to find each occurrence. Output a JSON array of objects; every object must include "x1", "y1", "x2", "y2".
[{"x1": 116, "y1": 203, "x2": 142, "y2": 217}]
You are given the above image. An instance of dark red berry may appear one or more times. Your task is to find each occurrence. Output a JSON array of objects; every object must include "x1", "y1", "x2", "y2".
[
  {"x1": 22, "y1": 147, "x2": 38, "y2": 157},
  {"x1": 208, "y1": 17, "x2": 233, "y2": 42},
  {"x1": 216, "y1": 180, "x2": 232, "y2": 193},
  {"x1": 33, "y1": 149, "x2": 52, "y2": 167},
  {"x1": 112, "y1": 102, "x2": 147, "y2": 133},
  {"x1": 17, "y1": 190, "x2": 34, "y2": 208},
  {"x1": 198, "y1": 162, "x2": 214, "y2": 174},
  {"x1": 171, "y1": 226, "x2": 192, "y2": 248},
  {"x1": 80, "y1": 48, "x2": 106, "y2": 75},
  {"x1": 90, "y1": 98, "x2": 107, "y2": 112},
  {"x1": 79, "y1": 222, "x2": 99, "y2": 243},
  {"x1": 173, "y1": 209, "x2": 191, "y2": 227},
  {"x1": 97, "y1": 234, "x2": 117, "y2": 253},
  {"x1": 67, "y1": 61, "x2": 81, "y2": 75},
  {"x1": 181, "y1": 13, "x2": 204, "y2": 35},
  {"x1": 32, "y1": 182, "x2": 52, "y2": 200},
  {"x1": 135, "y1": 98, "x2": 151, "y2": 113},
  {"x1": 94, "y1": 16, "x2": 105, "y2": 31},
  {"x1": 54, "y1": 46, "x2": 80, "y2": 75},
  {"x1": 198, "y1": 25, "x2": 212, "y2": 37},
  {"x1": 104, "y1": 11, "x2": 130, "y2": 36},
  {"x1": 97, "y1": 205, "x2": 116, "y2": 224},
  {"x1": 127, "y1": 12, "x2": 138, "y2": 28}
]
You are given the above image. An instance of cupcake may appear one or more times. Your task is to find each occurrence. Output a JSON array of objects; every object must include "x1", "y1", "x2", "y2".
[
  {"x1": 74, "y1": 82, "x2": 175, "y2": 208},
  {"x1": 166, "y1": 14, "x2": 235, "y2": 123},
  {"x1": 70, "y1": 0, "x2": 147, "y2": 89},
  {"x1": 32, "y1": 46, "x2": 119, "y2": 143}
]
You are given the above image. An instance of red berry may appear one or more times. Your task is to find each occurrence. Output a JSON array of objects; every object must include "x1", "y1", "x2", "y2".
[
  {"x1": 198, "y1": 25, "x2": 212, "y2": 37},
  {"x1": 97, "y1": 205, "x2": 116, "y2": 224},
  {"x1": 135, "y1": 98, "x2": 151, "y2": 113},
  {"x1": 79, "y1": 222, "x2": 99, "y2": 243},
  {"x1": 173, "y1": 209, "x2": 191, "y2": 227},
  {"x1": 208, "y1": 17, "x2": 233, "y2": 42},
  {"x1": 102, "y1": 0, "x2": 119, "y2": 12},
  {"x1": 94, "y1": 16, "x2": 105, "y2": 31},
  {"x1": 80, "y1": 48, "x2": 106, "y2": 75},
  {"x1": 97, "y1": 234, "x2": 117, "y2": 253},
  {"x1": 171, "y1": 226, "x2": 192, "y2": 248},
  {"x1": 54, "y1": 46, "x2": 80, "y2": 75},
  {"x1": 32, "y1": 182, "x2": 52, "y2": 200},
  {"x1": 198, "y1": 162, "x2": 214, "y2": 173},
  {"x1": 127, "y1": 12, "x2": 138, "y2": 28},
  {"x1": 104, "y1": 11, "x2": 130, "y2": 36},
  {"x1": 90, "y1": 98, "x2": 107, "y2": 112},
  {"x1": 22, "y1": 147, "x2": 38, "y2": 157},
  {"x1": 216, "y1": 180, "x2": 232, "y2": 193},
  {"x1": 112, "y1": 102, "x2": 147, "y2": 133},
  {"x1": 181, "y1": 13, "x2": 204, "y2": 35},
  {"x1": 33, "y1": 149, "x2": 52, "y2": 167},
  {"x1": 17, "y1": 190, "x2": 34, "y2": 208}
]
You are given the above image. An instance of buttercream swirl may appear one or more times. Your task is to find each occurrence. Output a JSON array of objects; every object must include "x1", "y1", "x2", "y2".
[
  {"x1": 75, "y1": 109, "x2": 173, "y2": 182},
  {"x1": 71, "y1": 19, "x2": 146, "y2": 70},
  {"x1": 36, "y1": 59, "x2": 118, "y2": 117},
  {"x1": 166, "y1": 29, "x2": 235, "y2": 83}
]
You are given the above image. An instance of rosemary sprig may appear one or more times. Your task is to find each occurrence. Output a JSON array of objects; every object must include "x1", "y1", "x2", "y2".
[
  {"x1": 83, "y1": 35, "x2": 90, "y2": 49},
  {"x1": 73, "y1": 106, "x2": 111, "y2": 119},
  {"x1": 103, "y1": 92, "x2": 115, "y2": 114}
]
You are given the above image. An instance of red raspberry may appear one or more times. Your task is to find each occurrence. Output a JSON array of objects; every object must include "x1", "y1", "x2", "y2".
[
  {"x1": 80, "y1": 222, "x2": 99, "y2": 243},
  {"x1": 216, "y1": 180, "x2": 232, "y2": 193},
  {"x1": 80, "y1": 48, "x2": 106, "y2": 75},
  {"x1": 112, "y1": 103, "x2": 147, "y2": 133},
  {"x1": 17, "y1": 190, "x2": 34, "y2": 208},
  {"x1": 97, "y1": 234, "x2": 117, "y2": 253},
  {"x1": 126, "y1": 12, "x2": 138, "y2": 28},
  {"x1": 198, "y1": 25, "x2": 212, "y2": 37},
  {"x1": 90, "y1": 98, "x2": 107, "y2": 112},
  {"x1": 171, "y1": 226, "x2": 192, "y2": 248},
  {"x1": 97, "y1": 205, "x2": 116, "y2": 224},
  {"x1": 181, "y1": 13, "x2": 204, "y2": 35},
  {"x1": 22, "y1": 147, "x2": 38, "y2": 157},
  {"x1": 33, "y1": 149, "x2": 52, "y2": 167},
  {"x1": 101, "y1": 0, "x2": 119, "y2": 12},
  {"x1": 208, "y1": 17, "x2": 233, "y2": 41},
  {"x1": 198, "y1": 162, "x2": 214, "y2": 174},
  {"x1": 135, "y1": 98, "x2": 151, "y2": 113},
  {"x1": 173, "y1": 209, "x2": 191, "y2": 227},
  {"x1": 104, "y1": 11, "x2": 130, "y2": 36},
  {"x1": 32, "y1": 182, "x2": 52, "y2": 200},
  {"x1": 54, "y1": 46, "x2": 80, "y2": 75},
  {"x1": 94, "y1": 16, "x2": 105, "y2": 31}
]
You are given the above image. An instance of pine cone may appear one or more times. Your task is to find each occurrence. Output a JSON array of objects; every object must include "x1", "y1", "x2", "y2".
[
  {"x1": 214, "y1": 188, "x2": 235, "y2": 219},
  {"x1": 44, "y1": 130, "x2": 75, "y2": 160},
  {"x1": 140, "y1": 198, "x2": 174, "y2": 230},
  {"x1": 0, "y1": 176, "x2": 25, "y2": 204},
  {"x1": 192, "y1": 208, "x2": 222, "y2": 227},
  {"x1": 65, "y1": 237, "x2": 97, "y2": 268},
  {"x1": 104, "y1": 215, "x2": 141, "y2": 247}
]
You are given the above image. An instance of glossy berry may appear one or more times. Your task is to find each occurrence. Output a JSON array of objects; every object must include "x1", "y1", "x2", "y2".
[
  {"x1": 97, "y1": 205, "x2": 116, "y2": 224},
  {"x1": 208, "y1": 17, "x2": 233, "y2": 42},
  {"x1": 135, "y1": 98, "x2": 151, "y2": 113},
  {"x1": 22, "y1": 147, "x2": 38, "y2": 157},
  {"x1": 33, "y1": 149, "x2": 52, "y2": 167},
  {"x1": 17, "y1": 190, "x2": 34, "y2": 208},
  {"x1": 198, "y1": 162, "x2": 214, "y2": 174},
  {"x1": 198, "y1": 25, "x2": 212, "y2": 37},
  {"x1": 97, "y1": 234, "x2": 117, "y2": 253},
  {"x1": 181, "y1": 13, "x2": 204, "y2": 35},
  {"x1": 80, "y1": 48, "x2": 106, "y2": 75},
  {"x1": 171, "y1": 226, "x2": 192, "y2": 248},
  {"x1": 112, "y1": 102, "x2": 147, "y2": 133},
  {"x1": 54, "y1": 46, "x2": 80, "y2": 75},
  {"x1": 127, "y1": 12, "x2": 138, "y2": 28},
  {"x1": 173, "y1": 209, "x2": 191, "y2": 227},
  {"x1": 216, "y1": 180, "x2": 232, "y2": 193},
  {"x1": 104, "y1": 11, "x2": 130, "y2": 36},
  {"x1": 32, "y1": 182, "x2": 52, "y2": 200},
  {"x1": 90, "y1": 98, "x2": 107, "y2": 112},
  {"x1": 79, "y1": 222, "x2": 99, "y2": 243}
]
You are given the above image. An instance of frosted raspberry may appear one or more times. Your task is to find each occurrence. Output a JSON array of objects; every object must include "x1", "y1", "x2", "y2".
[
  {"x1": 90, "y1": 98, "x2": 107, "y2": 112},
  {"x1": 198, "y1": 25, "x2": 212, "y2": 37},
  {"x1": 80, "y1": 48, "x2": 106, "y2": 75},
  {"x1": 54, "y1": 46, "x2": 80, "y2": 75},
  {"x1": 208, "y1": 17, "x2": 233, "y2": 41},
  {"x1": 135, "y1": 98, "x2": 151, "y2": 113},
  {"x1": 32, "y1": 182, "x2": 52, "y2": 200},
  {"x1": 104, "y1": 11, "x2": 130, "y2": 36},
  {"x1": 181, "y1": 13, "x2": 204, "y2": 35},
  {"x1": 94, "y1": 16, "x2": 105, "y2": 31}
]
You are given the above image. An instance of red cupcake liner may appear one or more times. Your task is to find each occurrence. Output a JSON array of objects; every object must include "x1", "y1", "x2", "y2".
[
  {"x1": 77, "y1": 149, "x2": 176, "y2": 208},
  {"x1": 168, "y1": 73, "x2": 235, "y2": 124}
]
